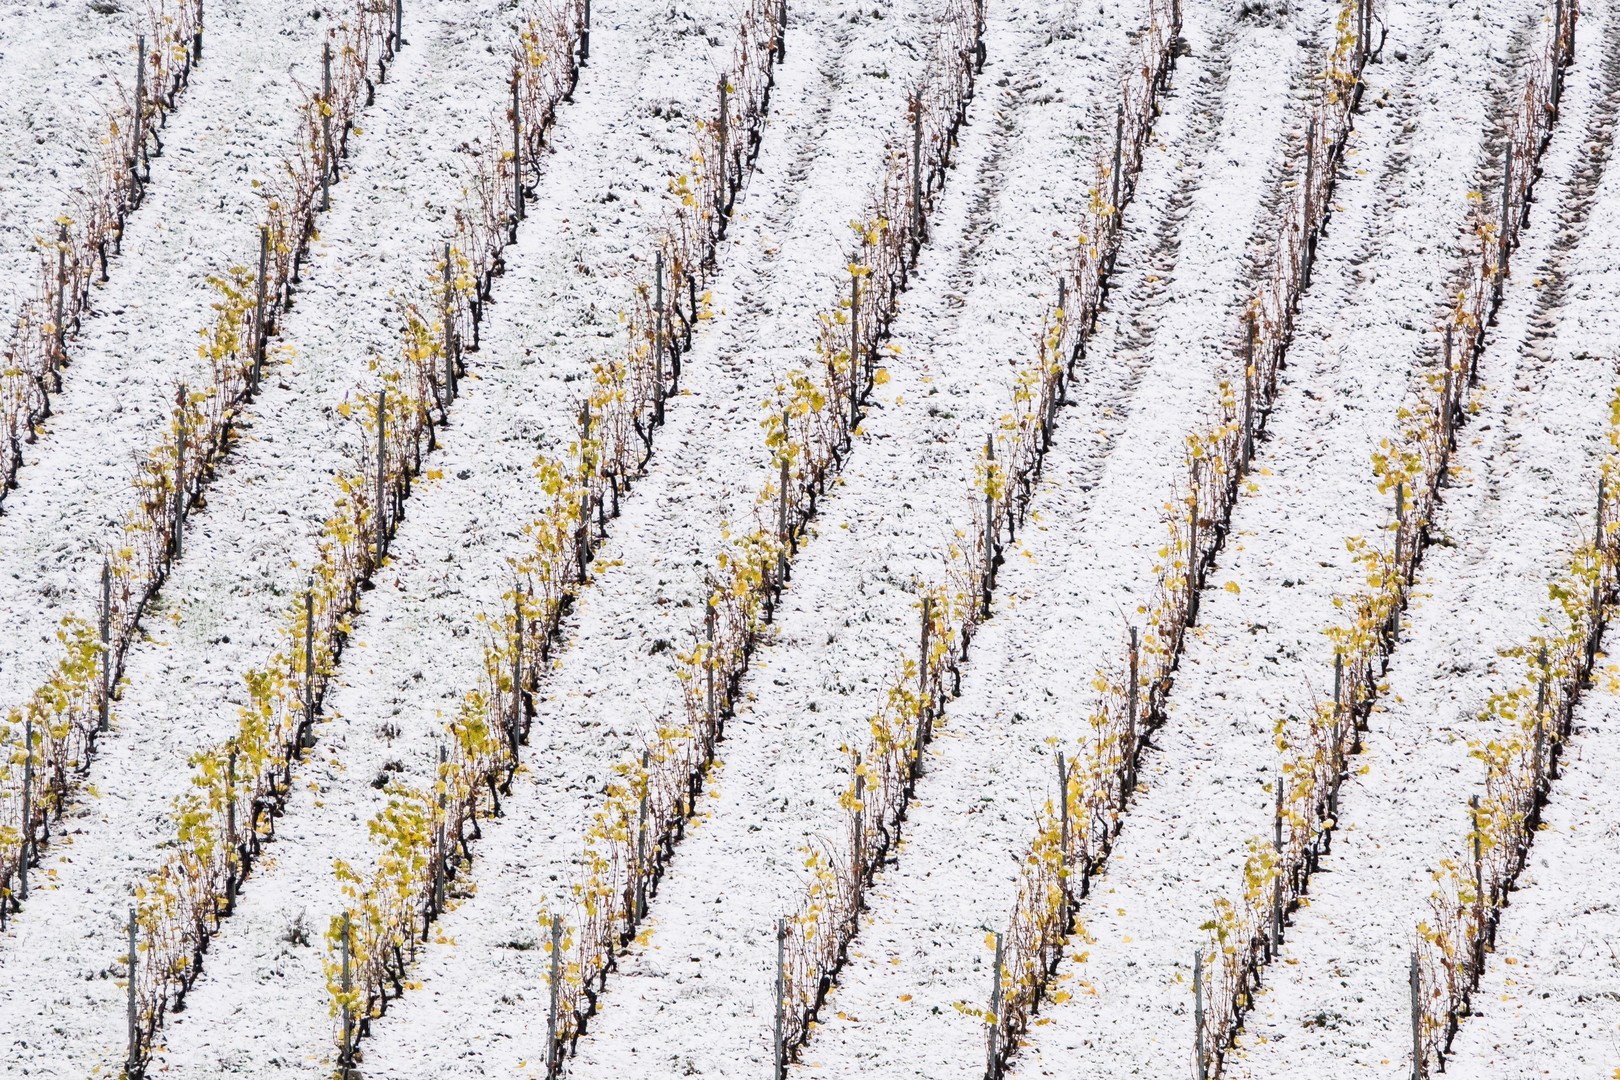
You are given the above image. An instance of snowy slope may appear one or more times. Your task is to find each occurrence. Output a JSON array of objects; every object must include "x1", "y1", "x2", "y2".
[
  {"x1": 1008, "y1": 0, "x2": 1549, "y2": 1073},
  {"x1": 144, "y1": 0, "x2": 813, "y2": 1074},
  {"x1": 1227, "y1": 6, "x2": 1620, "y2": 1071},
  {"x1": 0, "y1": 0, "x2": 329, "y2": 702},
  {"x1": 0, "y1": 3, "x2": 524, "y2": 1074},
  {"x1": 0, "y1": 0, "x2": 142, "y2": 328}
]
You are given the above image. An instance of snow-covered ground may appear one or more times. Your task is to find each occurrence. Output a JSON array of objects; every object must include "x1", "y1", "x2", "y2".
[
  {"x1": 0, "y1": 0, "x2": 144, "y2": 330},
  {"x1": 0, "y1": 0, "x2": 329, "y2": 700},
  {"x1": 1228, "y1": 5, "x2": 1620, "y2": 1072},
  {"x1": 0, "y1": 1, "x2": 531, "y2": 1073},
  {"x1": 1008, "y1": 0, "x2": 1562, "y2": 1074},
  {"x1": 142, "y1": 0, "x2": 850, "y2": 1073},
  {"x1": 1, "y1": 0, "x2": 1617, "y2": 1076}
]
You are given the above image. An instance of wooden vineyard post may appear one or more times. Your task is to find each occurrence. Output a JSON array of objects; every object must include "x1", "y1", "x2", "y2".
[
  {"x1": 19, "y1": 720, "x2": 32, "y2": 900},
  {"x1": 225, "y1": 746, "x2": 239, "y2": 910},
  {"x1": 849, "y1": 271, "x2": 860, "y2": 435},
  {"x1": 1056, "y1": 750, "x2": 1070, "y2": 900},
  {"x1": 1410, "y1": 949, "x2": 1423, "y2": 1080},
  {"x1": 100, "y1": 557, "x2": 112, "y2": 731},
  {"x1": 125, "y1": 906, "x2": 139, "y2": 1076},
  {"x1": 636, "y1": 750, "x2": 649, "y2": 919},
  {"x1": 580, "y1": 0, "x2": 591, "y2": 64},
  {"x1": 511, "y1": 69, "x2": 525, "y2": 231},
  {"x1": 512, "y1": 591, "x2": 524, "y2": 757},
  {"x1": 1470, "y1": 793, "x2": 1484, "y2": 978},
  {"x1": 321, "y1": 41, "x2": 333, "y2": 213},
  {"x1": 913, "y1": 93, "x2": 926, "y2": 249},
  {"x1": 304, "y1": 579, "x2": 316, "y2": 743},
  {"x1": 1187, "y1": 463, "x2": 1199, "y2": 626},
  {"x1": 131, "y1": 36, "x2": 145, "y2": 200},
  {"x1": 376, "y1": 388, "x2": 387, "y2": 564},
  {"x1": 253, "y1": 226, "x2": 269, "y2": 387},
  {"x1": 1497, "y1": 145, "x2": 1513, "y2": 305},
  {"x1": 1303, "y1": 116, "x2": 1316, "y2": 290},
  {"x1": 1110, "y1": 103, "x2": 1124, "y2": 237},
  {"x1": 443, "y1": 244, "x2": 458, "y2": 405},
  {"x1": 777, "y1": 0, "x2": 787, "y2": 62},
  {"x1": 655, "y1": 250, "x2": 666, "y2": 424},
  {"x1": 1193, "y1": 946, "x2": 1206, "y2": 1080},
  {"x1": 1394, "y1": 481, "x2": 1406, "y2": 585},
  {"x1": 54, "y1": 223, "x2": 66, "y2": 376},
  {"x1": 395, "y1": 0, "x2": 405, "y2": 50},
  {"x1": 173, "y1": 385, "x2": 187, "y2": 565},
  {"x1": 986, "y1": 930, "x2": 1004, "y2": 1079},
  {"x1": 1126, "y1": 626, "x2": 1139, "y2": 798},
  {"x1": 547, "y1": 914, "x2": 563, "y2": 1078},
  {"x1": 340, "y1": 911, "x2": 354, "y2": 1071},
  {"x1": 982, "y1": 436, "x2": 995, "y2": 617},
  {"x1": 716, "y1": 75, "x2": 730, "y2": 223},
  {"x1": 773, "y1": 917, "x2": 787, "y2": 1080},
  {"x1": 1242, "y1": 314, "x2": 1256, "y2": 468},
  {"x1": 434, "y1": 743, "x2": 447, "y2": 916},
  {"x1": 706, "y1": 597, "x2": 717, "y2": 752},
  {"x1": 853, "y1": 752, "x2": 865, "y2": 919},
  {"x1": 1272, "y1": 777, "x2": 1285, "y2": 959},
  {"x1": 919, "y1": 594, "x2": 932, "y2": 738}
]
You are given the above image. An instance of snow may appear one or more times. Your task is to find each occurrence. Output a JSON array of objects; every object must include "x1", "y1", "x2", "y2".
[{"x1": 0, "y1": 0, "x2": 1617, "y2": 1075}]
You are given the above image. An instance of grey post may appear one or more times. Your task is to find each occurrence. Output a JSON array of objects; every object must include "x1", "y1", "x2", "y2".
[
  {"x1": 910, "y1": 94, "x2": 924, "y2": 244},
  {"x1": 512, "y1": 591, "x2": 524, "y2": 755},
  {"x1": 443, "y1": 244, "x2": 458, "y2": 403},
  {"x1": 919, "y1": 595, "x2": 932, "y2": 719},
  {"x1": 1110, "y1": 103, "x2": 1124, "y2": 228},
  {"x1": 716, "y1": 75, "x2": 729, "y2": 221},
  {"x1": 1056, "y1": 750, "x2": 1069, "y2": 860},
  {"x1": 705, "y1": 598, "x2": 717, "y2": 748},
  {"x1": 849, "y1": 272, "x2": 860, "y2": 430},
  {"x1": 1126, "y1": 626, "x2": 1140, "y2": 796},
  {"x1": 1410, "y1": 949, "x2": 1422, "y2": 1079},
  {"x1": 636, "y1": 750, "x2": 649, "y2": 919},
  {"x1": 1242, "y1": 315, "x2": 1255, "y2": 467},
  {"x1": 254, "y1": 226, "x2": 269, "y2": 387},
  {"x1": 987, "y1": 930, "x2": 1004, "y2": 1078},
  {"x1": 1471, "y1": 793, "x2": 1484, "y2": 975},
  {"x1": 226, "y1": 745, "x2": 238, "y2": 907},
  {"x1": 174, "y1": 385, "x2": 187, "y2": 563},
  {"x1": 304, "y1": 580, "x2": 315, "y2": 734},
  {"x1": 547, "y1": 914, "x2": 563, "y2": 1078},
  {"x1": 774, "y1": 916, "x2": 787, "y2": 1079},
  {"x1": 512, "y1": 70, "x2": 525, "y2": 225},
  {"x1": 54, "y1": 223, "x2": 66, "y2": 370},
  {"x1": 126, "y1": 906, "x2": 139, "y2": 1072},
  {"x1": 376, "y1": 388, "x2": 387, "y2": 562},
  {"x1": 853, "y1": 752, "x2": 865, "y2": 918},
  {"x1": 1498, "y1": 146, "x2": 1513, "y2": 294},
  {"x1": 983, "y1": 436, "x2": 995, "y2": 616},
  {"x1": 19, "y1": 720, "x2": 32, "y2": 900},
  {"x1": 1302, "y1": 115, "x2": 1316, "y2": 289},
  {"x1": 132, "y1": 36, "x2": 145, "y2": 196},
  {"x1": 395, "y1": 0, "x2": 404, "y2": 49},
  {"x1": 321, "y1": 41, "x2": 333, "y2": 213},
  {"x1": 100, "y1": 557, "x2": 112, "y2": 731},
  {"x1": 580, "y1": 0, "x2": 591, "y2": 63},
  {"x1": 655, "y1": 250, "x2": 666, "y2": 423},
  {"x1": 340, "y1": 910, "x2": 354, "y2": 1066},
  {"x1": 435, "y1": 742, "x2": 447, "y2": 914},
  {"x1": 1395, "y1": 481, "x2": 1406, "y2": 577},
  {"x1": 1194, "y1": 947, "x2": 1206, "y2": 1080}
]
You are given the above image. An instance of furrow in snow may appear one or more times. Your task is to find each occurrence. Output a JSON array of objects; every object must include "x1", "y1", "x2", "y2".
[
  {"x1": 0, "y1": 3, "x2": 526, "y2": 1073},
  {"x1": 0, "y1": 1, "x2": 334, "y2": 703},
  {"x1": 1008, "y1": 0, "x2": 1569, "y2": 1073},
  {"x1": 1227, "y1": 7, "x2": 1620, "y2": 1071}
]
